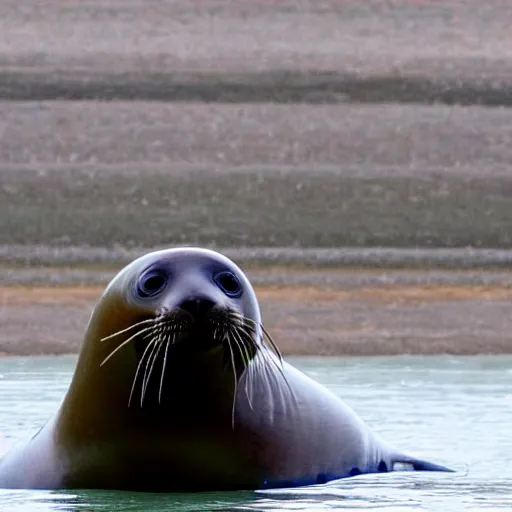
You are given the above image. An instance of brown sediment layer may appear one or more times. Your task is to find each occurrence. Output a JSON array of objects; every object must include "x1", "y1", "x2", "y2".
[{"x1": 2, "y1": 281, "x2": 511, "y2": 356}]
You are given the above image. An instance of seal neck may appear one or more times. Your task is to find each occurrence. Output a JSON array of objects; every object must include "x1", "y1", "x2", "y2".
[{"x1": 57, "y1": 308, "x2": 243, "y2": 443}]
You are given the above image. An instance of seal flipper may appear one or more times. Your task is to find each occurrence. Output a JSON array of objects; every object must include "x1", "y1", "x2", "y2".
[{"x1": 390, "y1": 455, "x2": 454, "y2": 473}]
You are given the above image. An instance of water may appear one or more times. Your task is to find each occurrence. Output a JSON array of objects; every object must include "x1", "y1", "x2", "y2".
[{"x1": 0, "y1": 355, "x2": 510, "y2": 511}]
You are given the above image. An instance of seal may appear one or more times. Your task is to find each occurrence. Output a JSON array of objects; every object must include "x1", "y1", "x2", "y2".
[{"x1": 0, "y1": 247, "x2": 453, "y2": 491}]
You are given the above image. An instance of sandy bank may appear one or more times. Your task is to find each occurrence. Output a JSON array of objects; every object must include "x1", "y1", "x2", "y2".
[{"x1": 2, "y1": 269, "x2": 512, "y2": 356}]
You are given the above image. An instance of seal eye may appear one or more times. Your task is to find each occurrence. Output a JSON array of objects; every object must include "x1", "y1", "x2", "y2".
[
  {"x1": 214, "y1": 271, "x2": 242, "y2": 298},
  {"x1": 137, "y1": 269, "x2": 168, "y2": 299}
]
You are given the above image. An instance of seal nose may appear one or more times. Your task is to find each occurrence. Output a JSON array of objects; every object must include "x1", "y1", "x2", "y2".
[{"x1": 178, "y1": 297, "x2": 216, "y2": 319}]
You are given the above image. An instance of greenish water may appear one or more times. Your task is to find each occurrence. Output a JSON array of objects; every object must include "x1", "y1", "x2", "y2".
[{"x1": 0, "y1": 356, "x2": 510, "y2": 511}]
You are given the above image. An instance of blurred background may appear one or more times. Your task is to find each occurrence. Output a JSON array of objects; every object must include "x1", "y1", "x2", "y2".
[{"x1": 1, "y1": 0, "x2": 512, "y2": 356}]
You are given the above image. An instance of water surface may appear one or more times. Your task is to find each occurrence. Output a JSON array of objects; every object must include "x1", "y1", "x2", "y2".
[{"x1": 0, "y1": 356, "x2": 510, "y2": 511}]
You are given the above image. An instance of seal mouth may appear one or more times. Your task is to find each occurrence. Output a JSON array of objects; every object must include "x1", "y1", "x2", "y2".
[
  {"x1": 170, "y1": 305, "x2": 231, "y2": 350},
  {"x1": 100, "y1": 308, "x2": 289, "y2": 415}
]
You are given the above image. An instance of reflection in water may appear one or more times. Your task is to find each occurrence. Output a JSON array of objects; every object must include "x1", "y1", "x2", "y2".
[{"x1": 0, "y1": 356, "x2": 510, "y2": 511}]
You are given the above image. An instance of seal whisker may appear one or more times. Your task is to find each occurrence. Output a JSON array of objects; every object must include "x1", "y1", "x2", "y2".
[
  {"x1": 235, "y1": 327, "x2": 255, "y2": 367},
  {"x1": 158, "y1": 334, "x2": 172, "y2": 404},
  {"x1": 140, "y1": 337, "x2": 162, "y2": 406},
  {"x1": 148, "y1": 338, "x2": 167, "y2": 404},
  {"x1": 236, "y1": 323, "x2": 258, "y2": 348},
  {"x1": 244, "y1": 363, "x2": 256, "y2": 413},
  {"x1": 128, "y1": 339, "x2": 156, "y2": 407},
  {"x1": 261, "y1": 347, "x2": 296, "y2": 404},
  {"x1": 100, "y1": 327, "x2": 153, "y2": 367},
  {"x1": 100, "y1": 319, "x2": 157, "y2": 342},
  {"x1": 225, "y1": 319, "x2": 259, "y2": 412},
  {"x1": 225, "y1": 332, "x2": 239, "y2": 430},
  {"x1": 232, "y1": 329, "x2": 255, "y2": 413},
  {"x1": 229, "y1": 328, "x2": 250, "y2": 369},
  {"x1": 237, "y1": 318, "x2": 283, "y2": 364},
  {"x1": 144, "y1": 335, "x2": 166, "y2": 403},
  {"x1": 260, "y1": 325, "x2": 283, "y2": 364},
  {"x1": 253, "y1": 351, "x2": 273, "y2": 405}
]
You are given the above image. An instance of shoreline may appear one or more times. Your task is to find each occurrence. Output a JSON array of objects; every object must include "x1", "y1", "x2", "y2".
[{"x1": 2, "y1": 270, "x2": 512, "y2": 357}]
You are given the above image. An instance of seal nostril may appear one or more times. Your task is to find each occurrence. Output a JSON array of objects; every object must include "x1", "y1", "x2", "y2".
[{"x1": 179, "y1": 298, "x2": 216, "y2": 318}]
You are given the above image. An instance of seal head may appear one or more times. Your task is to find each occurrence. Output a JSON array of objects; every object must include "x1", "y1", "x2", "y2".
[{"x1": 94, "y1": 247, "x2": 263, "y2": 408}]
